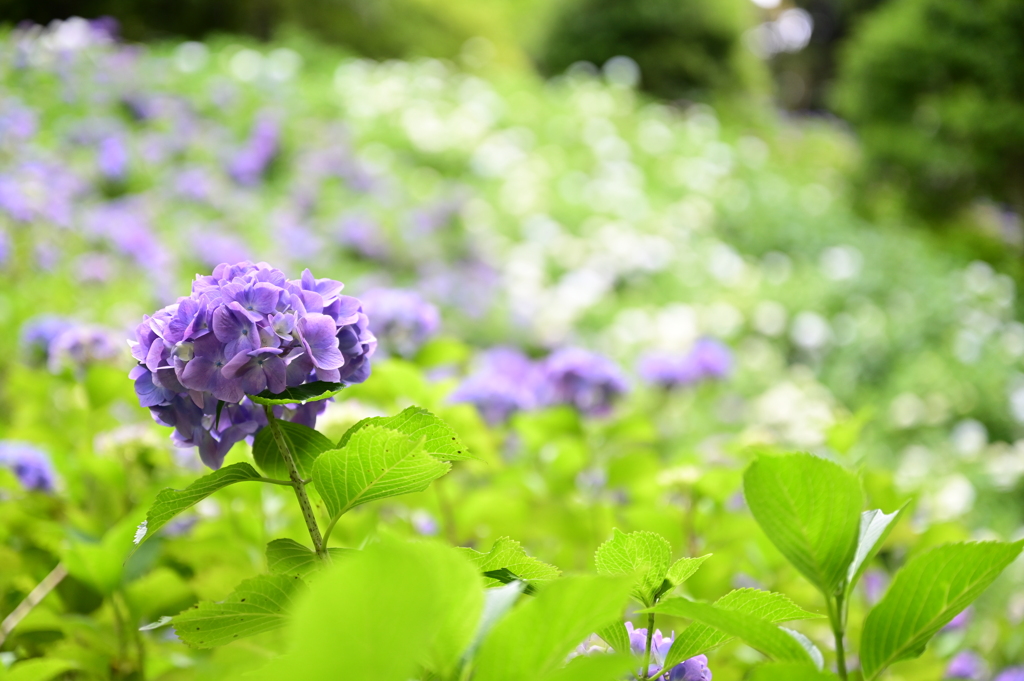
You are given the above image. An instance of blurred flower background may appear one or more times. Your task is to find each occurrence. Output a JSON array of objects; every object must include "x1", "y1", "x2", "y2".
[{"x1": 0, "y1": 0, "x2": 1023, "y2": 679}]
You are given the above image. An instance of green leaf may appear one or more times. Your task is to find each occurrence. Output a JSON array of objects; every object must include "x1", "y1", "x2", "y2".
[
  {"x1": 783, "y1": 628, "x2": 824, "y2": 670},
  {"x1": 663, "y1": 588, "x2": 822, "y2": 668},
  {"x1": 337, "y1": 406, "x2": 475, "y2": 460},
  {"x1": 312, "y1": 425, "x2": 450, "y2": 520},
  {"x1": 744, "y1": 453, "x2": 863, "y2": 596},
  {"x1": 541, "y1": 653, "x2": 638, "y2": 681},
  {"x1": 594, "y1": 529, "x2": 672, "y2": 606},
  {"x1": 252, "y1": 420, "x2": 334, "y2": 479},
  {"x1": 265, "y1": 539, "x2": 354, "y2": 577},
  {"x1": 459, "y1": 537, "x2": 561, "y2": 589},
  {"x1": 597, "y1": 621, "x2": 631, "y2": 654},
  {"x1": 1, "y1": 659, "x2": 80, "y2": 681},
  {"x1": 746, "y1": 663, "x2": 839, "y2": 680},
  {"x1": 846, "y1": 505, "x2": 907, "y2": 595},
  {"x1": 131, "y1": 463, "x2": 263, "y2": 553},
  {"x1": 667, "y1": 554, "x2": 712, "y2": 586},
  {"x1": 648, "y1": 598, "x2": 816, "y2": 665},
  {"x1": 473, "y1": 575, "x2": 634, "y2": 681},
  {"x1": 860, "y1": 540, "x2": 1024, "y2": 680},
  {"x1": 249, "y1": 381, "x2": 344, "y2": 406},
  {"x1": 172, "y1": 574, "x2": 304, "y2": 648}
]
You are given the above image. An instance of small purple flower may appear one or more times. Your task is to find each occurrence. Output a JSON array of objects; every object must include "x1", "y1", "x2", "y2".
[
  {"x1": 946, "y1": 651, "x2": 986, "y2": 680},
  {"x1": 541, "y1": 348, "x2": 628, "y2": 416},
  {"x1": 943, "y1": 607, "x2": 973, "y2": 632},
  {"x1": 47, "y1": 324, "x2": 121, "y2": 375},
  {"x1": 228, "y1": 116, "x2": 280, "y2": 186},
  {"x1": 995, "y1": 667, "x2": 1024, "y2": 681},
  {"x1": 621, "y1": 624, "x2": 711, "y2": 680},
  {"x1": 638, "y1": 338, "x2": 733, "y2": 389},
  {"x1": 449, "y1": 347, "x2": 544, "y2": 425},
  {"x1": 668, "y1": 656, "x2": 711, "y2": 681},
  {"x1": 0, "y1": 441, "x2": 57, "y2": 492},
  {"x1": 411, "y1": 510, "x2": 439, "y2": 536},
  {"x1": 130, "y1": 261, "x2": 375, "y2": 469},
  {"x1": 361, "y1": 287, "x2": 440, "y2": 358},
  {"x1": 97, "y1": 135, "x2": 128, "y2": 180},
  {"x1": 20, "y1": 315, "x2": 74, "y2": 366}
]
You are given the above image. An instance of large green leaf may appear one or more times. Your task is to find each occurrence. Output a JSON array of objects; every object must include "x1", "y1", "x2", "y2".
[
  {"x1": 666, "y1": 555, "x2": 712, "y2": 587},
  {"x1": 597, "y1": 621, "x2": 631, "y2": 655},
  {"x1": 130, "y1": 463, "x2": 263, "y2": 554},
  {"x1": 249, "y1": 381, "x2": 344, "y2": 405},
  {"x1": 663, "y1": 588, "x2": 822, "y2": 668},
  {"x1": 860, "y1": 540, "x2": 1024, "y2": 680},
  {"x1": 473, "y1": 575, "x2": 633, "y2": 681},
  {"x1": 337, "y1": 406, "x2": 475, "y2": 460},
  {"x1": 1, "y1": 659, "x2": 80, "y2": 681},
  {"x1": 649, "y1": 598, "x2": 817, "y2": 665},
  {"x1": 743, "y1": 453, "x2": 863, "y2": 595},
  {"x1": 252, "y1": 420, "x2": 334, "y2": 479},
  {"x1": 172, "y1": 574, "x2": 304, "y2": 648},
  {"x1": 265, "y1": 539, "x2": 354, "y2": 577},
  {"x1": 594, "y1": 529, "x2": 672, "y2": 606},
  {"x1": 459, "y1": 537, "x2": 561, "y2": 589},
  {"x1": 312, "y1": 425, "x2": 450, "y2": 520},
  {"x1": 846, "y1": 506, "x2": 906, "y2": 595}
]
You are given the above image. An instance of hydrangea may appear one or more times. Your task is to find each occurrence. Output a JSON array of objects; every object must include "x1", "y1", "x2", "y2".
[
  {"x1": 619, "y1": 623, "x2": 713, "y2": 681},
  {"x1": 449, "y1": 347, "x2": 544, "y2": 425},
  {"x1": 946, "y1": 651, "x2": 986, "y2": 680},
  {"x1": 360, "y1": 287, "x2": 440, "y2": 358},
  {"x1": 541, "y1": 348, "x2": 628, "y2": 416},
  {"x1": 943, "y1": 606, "x2": 973, "y2": 632},
  {"x1": 0, "y1": 441, "x2": 56, "y2": 492},
  {"x1": 129, "y1": 261, "x2": 376, "y2": 469},
  {"x1": 228, "y1": 117, "x2": 280, "y2": 186},
  {"x1": 995, "y1": 667, "x2": 1024, "y2": 681},
  {"x1": 48, "y1": 324, "x2": 121, "y2": 375},
  {"x1": 20, "y1": 315, "x2": 74, "y2": 366},
  {"x1": 638, "y1": 338, "x2": 733, "y2": 389}
]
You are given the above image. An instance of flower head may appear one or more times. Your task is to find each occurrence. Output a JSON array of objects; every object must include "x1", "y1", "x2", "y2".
[
  {"x1": 618, "y1": 624, "x2": 711, "y2": 680},
  {"x1": 0, "y1": 441, "x2": 57, "y2": 492},
  {"x1": 20, "y1": 315, "x2": 74, "y2": 366},
  {"x1": 361, "y1": 287, "x2": 440, "y2": 358},
  {"x1": 638, "y1": 338, "x2": 733, "y2": 389},
  {"x1": 995, "y1": 667, "x2": 1024, "y2": 681},
  {"x1": 130, "y1": 261, "x2": 375, "y2": 469},
  {"x1": 449, "y1": 347, "x2": 544, "y2": 425},
  {"x1": 946, "y1": 651, "x2": 986, "y2": 680},
  {"x1": 541, "y1": 348, "x2": 628, "y2": 416}
]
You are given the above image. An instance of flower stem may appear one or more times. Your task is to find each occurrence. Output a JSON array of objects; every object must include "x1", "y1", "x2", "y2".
[
  {"x1": 828, "y1": 593, "x2": 849, "y2": 681},
  {"x1": 264, "y1": 406, "x2": 328, "y2": 560},
  {"x1": 641, "y1": 611, "x2": 656, "y2": 681}
]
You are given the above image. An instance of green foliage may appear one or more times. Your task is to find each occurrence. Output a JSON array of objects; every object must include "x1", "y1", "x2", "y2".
[
  {"x1": 337, "y1": 406, "x2": 475, "y2": 461},
  {"x1": 538, "y1": 0, "x2": 765, "y2": 99},
  {"x1": 252, "y1": 420, "x2": 333, "y2": 479},
  {"x1": 834, "y1": 0, "x2": 1024, "y2": 216},
  {"x1": 172, "y1": 574, "x2": 304, "y2": 649},
  {"x1": 459, "y1": 536, "x2": 561, "y2": 588},
  {"x1": 265, "y1": 539, "x2": 353, "y2": 577},
  {"x1": 743, "y1": 453, "x2": 863, "y2": 596},
  {"x1": 859, "y1": 540, "x2": 1024, "y2": 679},
  {"x1": 472, "y1": 575, "x2": 633, "y2": 681},
  {"x1": 249, "y1": 381, "x2": 345, "y2": 406},
  {"x1": 131, "y1": 462, "x2": 263, "y2": 552},
  {"x1": 594, "y1": 529, "x2": 672, "y2": 606},
  {"x1": 312, "y1": 425, "x2": 451, "y2": 520},
  {"x1": 845, "y1": 505, "x2": 906, "y2": 596},
  {"x1": 0, "y1": 658, "x2": 80, "y2": 681},
  {"x1": 663, "y1": 588, "x2": 822, "y2": 668},
  {"x1": 648, "y1": 597, "x2": 820, "y2": 665}
]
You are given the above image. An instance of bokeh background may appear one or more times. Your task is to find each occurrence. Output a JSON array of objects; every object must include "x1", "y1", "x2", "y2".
[{"x1": 1, "y1": 0, "x2": 1024, "y2": 679}]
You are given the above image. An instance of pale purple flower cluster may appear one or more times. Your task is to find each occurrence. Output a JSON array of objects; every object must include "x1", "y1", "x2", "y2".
[
  {"x1": 542, "y1": 348, "x2": 629, "y2": 416},
  {"x1": 996, "y1": 667, "x2": 1024, "y2": 681},
  {"x1": 361, "y1": 287, "x2": 440, "y2": 358},
  {"x1": 946, "y1": 651, "x2": 985, "y2": 680},
  {"x1": 20, "y1": 315, "x2": 120, "y2": 374},
  {"x1": 449, "y1": 348, "x2": 544, "y2": 425},
  {"x1": 638, "y1": 339, "x2": 733, "y2": 389},
  {"x1": 624, "y1": 623, "x2": 712, "y2": 681},
  {"x1": 0, "y1": 441, "x2": 56, "y2": 492},
  {"x1": 129, "y1": 261, "x2": 376, "y2": 469},
  {"x1": 228, "y1": 117, "x2": 280, "y2": 186}
]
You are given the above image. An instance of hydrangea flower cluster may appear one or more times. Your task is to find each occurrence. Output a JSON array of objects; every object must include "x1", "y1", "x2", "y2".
[
  {"x1": 129, "y1": 261, "x2": 376, "y2": 469},
  {"x1": 570, "y1": 623, "x2": 712, "y2": 680},
  {"x1": 542, "y1": 348, "x2": 629, "y2": 416},
  {"x1": 996, "y1": 667, "x2": 1024, "y2": 681},
  {"x1": 0, "y1": 441, "x2": 56, "y2": 492},
  {"x1": 638, "y1": 338, "x2": 733, "y2": 389},
  {"x1": 946, "y1": 651, "x2": 985, "y2": 680},
  {"x1": 360, "y1": 287, "x2": 440, "y2": 358},
  {"x1": 20, "y1": 315, "x2": 121, "y2": 375}
]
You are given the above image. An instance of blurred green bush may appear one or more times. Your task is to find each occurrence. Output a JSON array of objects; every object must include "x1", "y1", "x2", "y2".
[
  {"x1": 536, "y1": 0, "x2": 768, "y2": 100},
  {"x1": 832, "y1": 0, "x2": 1024, "y2": 218}
]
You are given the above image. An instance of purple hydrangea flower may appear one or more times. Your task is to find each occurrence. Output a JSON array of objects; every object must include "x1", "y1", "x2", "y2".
[
  {"x1": 638, "y1": 338, "x2": 733, "y2": 389},
  {"x1": 622, "y1": 623, "x2": 712, "y2": 681},
  {"x1": 541, "y1": 348, "x2": 628, "y2": 416},
  {"x1": 995, "y1": 667, "x2": 1024, "y2": 681},
  {"x1": 97, "y1": 135, "x2": 128, "y2": 180},
  {"x1": 48, "y1": 324, "x2": 121, "y2": 375},
  {"x1": 449, "y1": 347, "x2": 544, "y2": 425},
  {"x1": 228, "y1": 116, "x2": 280, "y2": 186},
  {"x1": 130, "y1": 261, "x2": 376, "y2": 469},
  {"x1": 0, "y1": 441, "x2": 57, "y2": 492},
  {"x1": 946, "y1": 651, "x2": 986, "y2": 680},
  {"x1": 361, "y1": 288, "x2": 440, "y2": 358}
]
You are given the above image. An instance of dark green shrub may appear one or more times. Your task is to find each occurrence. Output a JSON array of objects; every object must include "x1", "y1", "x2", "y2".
[
  {"x1": 833, "y1": 0, "x2": 1024, "y2": 216},
  {"x1": 537, "y1": 0, "x2": 766, "y2": 100}
]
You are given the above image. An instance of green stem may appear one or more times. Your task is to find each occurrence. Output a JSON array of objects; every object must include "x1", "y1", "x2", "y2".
[
  {"x1": 258, "y1": 476, "x2": 300, "y2": 487},
  {"x1": 265, "y1": 406, "x2": 328, "y2": 560},
  {"x1": 641, "y1": 611, "x2": 656, "y2": 681},
  {"x1": 828, "y1": 593, "x2": 849, "y2": 681}
]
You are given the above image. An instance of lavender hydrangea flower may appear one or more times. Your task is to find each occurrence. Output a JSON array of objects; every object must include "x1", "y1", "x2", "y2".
[
  {"x1": 449, "y1": 347, "x2": 544, "y2": 425},
  {"x1": 946, "y1": 651, "x2": 986, "y2": 680},
  {"x1": 995, "y1": 667, "x2": 1024, "y2": 681},
  {"x1": 361, "y1": 287, "x2": 440, "y2": 358},
  {"x1": 622, "y1": 623, "x2": 712, "y2": 681},
  {"x1": 48, "y1": 324, "x2": 121, "y2": 375},
  {"x1": 20, "y1": 315, "x2": 73, "y2": 366},
  {"x1": 541, "y1": 348, "x2": 628, "y2": 416},
  {"x1": 97, "y1": 135, "x2": 128, "y2": 180},
  {"x1": 0, "y1": 441, "x2": 56, "y2": 492},
  {"x1": 228, "y1": 116, "x2": 280, "y2": 186},
  {"x1": 129, "y1": 261, "x2": 375, "y2": 469},
  {"x1": 638, "y1": 338, "x2": 733, "y2": 389}
]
